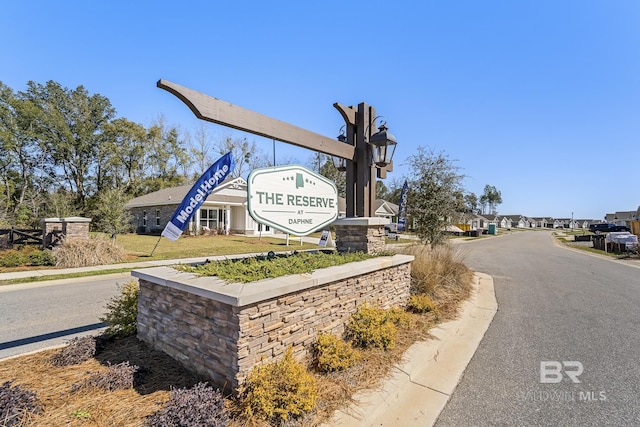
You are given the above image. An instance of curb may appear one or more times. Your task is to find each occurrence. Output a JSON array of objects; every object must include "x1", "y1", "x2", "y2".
[
  {"x1": 326, "y1": 272, "x2": 497, "y2": 426},
  {"x1": 552, "y1": 234, "x2": 640, "y2": 270}
]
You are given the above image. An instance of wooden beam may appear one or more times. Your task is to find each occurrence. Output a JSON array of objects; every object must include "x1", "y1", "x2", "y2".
[{"x1": 157, "y1": 80, "x2": 356, "y2": 160}]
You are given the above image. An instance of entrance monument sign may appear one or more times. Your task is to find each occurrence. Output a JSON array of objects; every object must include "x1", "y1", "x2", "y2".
[{"x1": 247, "y1": 165, "x2": 338, "y2": 236}]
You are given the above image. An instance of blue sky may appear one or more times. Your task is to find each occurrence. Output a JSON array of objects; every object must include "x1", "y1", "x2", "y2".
[{"x1": 3, "y1": 1, "x2": 639, "y2": 220}]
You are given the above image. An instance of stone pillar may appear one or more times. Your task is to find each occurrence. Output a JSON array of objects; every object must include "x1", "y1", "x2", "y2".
[
  {"x1": 42, "y1": 216, "x2": 91, "y2": 248},
  {"x1": 333, "y1": 217, "x2": 390, "y2": 254}
]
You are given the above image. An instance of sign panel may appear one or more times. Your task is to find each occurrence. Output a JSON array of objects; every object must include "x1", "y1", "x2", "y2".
[
  {"x1": 318, "y1": 230, "x2": 330, "y2": 247},
  {"x1": 247, "y1": 165, "x2": 339, "y2": 236}
]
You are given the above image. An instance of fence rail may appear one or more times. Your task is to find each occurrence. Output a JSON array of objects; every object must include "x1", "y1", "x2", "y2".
[{"x1": 0, "y1": 228, "x2": 43, "y2": 247}]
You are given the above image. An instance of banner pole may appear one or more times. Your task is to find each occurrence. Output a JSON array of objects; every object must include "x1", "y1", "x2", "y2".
[{"x1": 150, "y1": 235, "x2": 162, "y2": 257}]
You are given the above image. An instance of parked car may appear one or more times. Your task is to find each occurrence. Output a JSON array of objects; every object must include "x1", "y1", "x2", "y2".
[{"x1": 589, "y1": 223, "x2": 631, "y2": 234}]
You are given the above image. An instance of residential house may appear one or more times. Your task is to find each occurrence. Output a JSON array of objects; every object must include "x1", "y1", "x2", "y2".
[
  {"x1": 126, "y1": 177, "x2": 273, "y2": 236},
  {"x1": 499, "y1": 215, "x2": 531, "y2": 228},
  {"x1": 336, "y1": 198, "x2": 399, "y2": 221},
  {"x1": 454, "y1": 213, "x2": 492, "y2": 231},
  {"x1": 605, "y1": 211, "x2": 638, "y2": 227},
  {"x1": 529, "y1": 217, "x2": 549, "y2": 228},
  {"x1": 574, "y1": 219, "x2": 592, "y2": 229},
  {"x1": 552, "y1": 218, "x2": 570, "y2": 229}
]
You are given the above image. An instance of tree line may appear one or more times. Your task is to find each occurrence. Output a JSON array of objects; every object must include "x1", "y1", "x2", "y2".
[
  {"x1": 1, "y1": 79, "x2": 502, "y2": 245},
  {"x1": 0, "y1": 80, "x2": 267, "y2": 231}
]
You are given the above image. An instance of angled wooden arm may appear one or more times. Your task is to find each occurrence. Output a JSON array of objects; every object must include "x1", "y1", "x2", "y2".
[{"x1": 157, "y1": 79, "x2": 356, "y2": 160}]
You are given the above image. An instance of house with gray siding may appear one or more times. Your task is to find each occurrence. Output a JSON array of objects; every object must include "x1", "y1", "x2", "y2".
[{"x1": 126, "y1": 177, "x2": 274, "y2": 236}]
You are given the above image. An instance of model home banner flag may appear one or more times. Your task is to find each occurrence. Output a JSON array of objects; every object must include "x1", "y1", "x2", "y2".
[
  {"x1": 161, "y1": 152, "x2": 235, "y2": 241},
  {"x1": 397, "y1": 180, "x2": 409, "y2": 232}
]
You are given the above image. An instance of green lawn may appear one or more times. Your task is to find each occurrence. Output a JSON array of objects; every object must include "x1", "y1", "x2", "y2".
[
  {"x1": 108, "y1": 233, "x2": 318, "y2": 261},
  {"x1": 0, "y1": 234, "x2": 321, "y2": 285}
]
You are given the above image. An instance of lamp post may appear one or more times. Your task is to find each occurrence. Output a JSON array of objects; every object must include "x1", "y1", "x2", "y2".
[
  {"x1": 332, "y1": 126, "x2": 348, "y2": 172},
  {"x1": 334, "y1": 102, "x2": 397, "y2": 217}
]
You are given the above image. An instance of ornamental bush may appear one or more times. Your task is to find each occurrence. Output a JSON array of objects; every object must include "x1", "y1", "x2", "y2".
[
  {"x1": 313, "y1": 333, "x2": 361, "y2": 373},
  {"x1": 0, "y1": 380, "x2": 42, "y2": 426},
  {"x1": 74, "y1": 361, "x2": 138, "y2": 392},
  {"x1": 407, "y1": 294, "x2": 437, "y2": 314},
  {"x1": 237, "y1": 348, "x2": 318, "y2": 423},
  {"x1": 345, "y1": 303, "x2": 398, "y2": 350},
  {"x1": 0, "y1": 247, "x2": 54, "y2": 268},
  {"x1": 50, "y1": 336, "x2": 97, "y2": 366},
  {"x1": 100, "y1": 280, "x2": 139, "y2": 338},
  {"x1": 147, "y1": 383, "x2": 228, "y2": 427}
]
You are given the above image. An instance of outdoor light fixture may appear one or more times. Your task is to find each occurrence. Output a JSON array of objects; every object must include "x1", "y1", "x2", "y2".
[
  {"x1": 332, "y1": 125, "x2": 348, "y2": 171},
  {"x1": 368, "y1": 119, "x2": 397, "y2": 168}
]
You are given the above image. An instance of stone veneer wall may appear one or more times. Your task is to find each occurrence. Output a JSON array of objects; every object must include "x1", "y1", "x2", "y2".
[
  {"x1": 333, "y1": 217, "x2": 390, "y2": 254},
  {"x1": 135, "y1": 255, "x2": 412, "y2": 393}
]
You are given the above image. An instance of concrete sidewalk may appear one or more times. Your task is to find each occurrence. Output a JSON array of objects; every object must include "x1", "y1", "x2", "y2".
[{"x1": 326, "y1": 273, "x2": 497, "y2": 427}]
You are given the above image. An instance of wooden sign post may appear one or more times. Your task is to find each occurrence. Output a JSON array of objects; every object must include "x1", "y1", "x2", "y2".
[{"x1": 157, "y1": 80, "x2": 391, "y2": 218}]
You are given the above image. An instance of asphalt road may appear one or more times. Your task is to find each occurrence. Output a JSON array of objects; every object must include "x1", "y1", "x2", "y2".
[
  {"x1": 437, "y1": 231, "x2": 640, "y2": 426},
  {"x1": 0, "y1": 274, "x2": 129, "y2": 359}
]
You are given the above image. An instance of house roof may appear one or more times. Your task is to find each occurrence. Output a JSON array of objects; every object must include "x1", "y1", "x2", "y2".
[
  {"x1": 376, "y1": 199, "x2": 399, "y2": 216},
  {"x1": 126, "y1": 177, "x2": 247, "y2": 208},
  {"x1": 337, "y1": 198, "x2": 399, "y2": 215},
  {"x1": 500, "y1": 215, "x2": 529, "y2": 222}
]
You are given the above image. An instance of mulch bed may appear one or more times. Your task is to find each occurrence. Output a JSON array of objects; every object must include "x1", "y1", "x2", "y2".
[{"x1": 1, "y1": 292, "x2": 468, "y2": 426}]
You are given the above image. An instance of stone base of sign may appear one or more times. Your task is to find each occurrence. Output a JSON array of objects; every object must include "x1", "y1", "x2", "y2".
[
  {"x1": 333, "y1": 217, "x2": 391, "y2": 254},
  {"x1": 132, "y1": 253, "x2": 413, "y2": 393}
]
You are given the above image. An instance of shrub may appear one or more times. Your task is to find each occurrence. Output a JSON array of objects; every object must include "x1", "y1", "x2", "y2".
[
  {"x1": 407, "y1": 294, "x2": 437, "y2": 314},
  {"x1": 313, "y1": 333, "x2": 361, "y2": 373},
  {"x1": 0, "y1": 250, "x2": 22, "y2": 268},
  {"x1": 147, "y1": 383, "x2": 228, "y2": 427},
  {"x1": 237, "y1": 348, "x2": 318, "y2": 423},
  {"x1": 387, "y1": 307, "x2": 414, "y2": 328},
  {"x1": 27, "y1": 249, "x2": 55, "y2": 266},
  {"x1": 52, "y1": 236, "x2": 125, "y2": 268},
  {"x1": 50, "y1": 336, "x2": 97, "y2": 366},
  {"x1": 0, "y1": 247, "x2": 54, "y2": 268},
  {"x1": 100, "y1": 280, "x2": 139, "y2": 338},
  {"x1": 75, "y1": 361, "x2": 138, "y2": 392},
  {"x1": 0, "y1": 380, "x2": 42, "y2": 426},
  {"x1": 345, "y1": 303, "x2": 398, "y2": 350}
]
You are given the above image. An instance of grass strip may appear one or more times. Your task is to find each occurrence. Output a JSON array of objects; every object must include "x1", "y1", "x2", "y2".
[{"x1": 0, "y1": 268, "x2": 137, "y2": 286}]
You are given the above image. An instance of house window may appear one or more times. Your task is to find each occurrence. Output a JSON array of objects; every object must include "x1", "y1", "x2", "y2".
[
  {"x1": 156, "y1": 210, "x2": 161, "y2": 226},
  {"x1": 200, "y1": 208, "x2": 219, "y2": 230},
  {"x1": 257, "y1": 223, "x2": 270, "y2": 232},
  {"x1": 143, "y1": 211, "x2": 147, "y2": 227}
]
